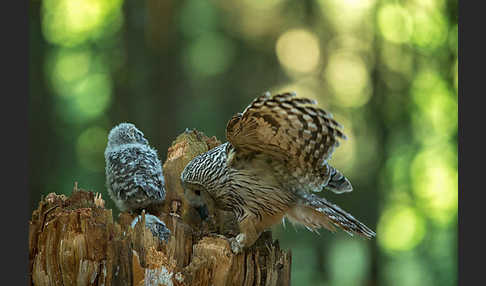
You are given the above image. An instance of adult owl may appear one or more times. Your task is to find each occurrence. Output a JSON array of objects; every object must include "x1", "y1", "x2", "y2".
[{"x1": 181, "y1": 92, "x2": 375, "y2": 253}]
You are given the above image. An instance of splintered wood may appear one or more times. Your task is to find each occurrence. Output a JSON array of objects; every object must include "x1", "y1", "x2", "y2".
[{"x1": 28, "y1": 129, "x2": 291, "y2": 286}]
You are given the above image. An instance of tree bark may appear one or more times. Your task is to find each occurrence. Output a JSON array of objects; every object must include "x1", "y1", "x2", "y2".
[{"x1": 28, "y1": 129, "x2": 292, "y2": 286}]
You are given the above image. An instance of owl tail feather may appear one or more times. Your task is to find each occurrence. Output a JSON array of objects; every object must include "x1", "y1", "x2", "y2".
[{"x1": 285, "y1": 193, "x2": 375, "y2": 239}]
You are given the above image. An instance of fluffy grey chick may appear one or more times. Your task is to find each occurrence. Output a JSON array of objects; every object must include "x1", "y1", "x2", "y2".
[{"x1": 105, "y1": 123, "x2": 165, "y2": 213}]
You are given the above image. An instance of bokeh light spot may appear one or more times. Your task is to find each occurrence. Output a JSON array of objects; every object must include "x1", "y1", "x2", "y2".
[
  {"x1": 54, "y1": 51, "x2": 91, "y2": 83},
  {"x1": 384, "y1": 145, "x2": 413, "y2": 189},
  {"x1": 76, "y1": 126, "x2": 108, "y2": 172},
  {"x1": 324, "y1": 52, "x2": 371, "y2": 107},
  {"x1": 409, "y1": 0, "x2": 445, "y2": 10},
  {"x1": 377, "y1": 205, "x2": 426, "y2": 252},
  {"x1": 410, "y1": 146, "x2": 457, "y2": 226},
  {"x1": 453, "y1": 60, "x2": 458, "y2": 91},
  {"x1": 276, "y1": 29, "x2": 320, "y2": 74},
  {"x1": 215, "y1": 0, "x2": 283, "y2": 38},
  {"x1": 341, "y1": 0, "x2": 375, "y2": 9},
  {"x1": 319, "y1": 0, "x2": 377, "y2": 31},
  {"x1": 412, "y1": 10, "x2": 448, "y2": 51},
  {"x1": 377, "y1": 4, "x2": 413, "y2": 44},
  {"x1": 411, "y1": 70, "x2": 457, "y2": 143},
  {"x1": 42, "y1": 0, "x2": 123, "y2": 46},
  {"x1": 381, "y1": 42, "x2": 413, "y2": 76},
  {"x1": 49, "y1": 49, "x2": 92, "y2": 96},
  {"x1": 72, "y1": 73, "x2": 112, "y2": 119},
  {"x1": 184, "y1": 33, "x2": 236, "y2": 77}
]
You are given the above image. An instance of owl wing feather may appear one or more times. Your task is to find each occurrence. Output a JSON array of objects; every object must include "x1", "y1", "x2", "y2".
[{"x1": 226, "y1": 91, "x2": 350, "y2": 193}]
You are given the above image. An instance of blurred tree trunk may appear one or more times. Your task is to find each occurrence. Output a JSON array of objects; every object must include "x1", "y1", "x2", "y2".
[
  {"x1": 28, "y1": 130, "x2": 292, "y2": 286},
  {"x1": 28, "y1": 0, "x2": 57, "y2": 213}
]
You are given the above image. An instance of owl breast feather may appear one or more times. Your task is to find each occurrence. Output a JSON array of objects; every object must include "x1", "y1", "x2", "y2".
[{"x1": 106, "y1": 144, "x2": 165, "y2": 202}]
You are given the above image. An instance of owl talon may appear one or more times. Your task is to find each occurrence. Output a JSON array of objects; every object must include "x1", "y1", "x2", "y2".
[{"x1": 229, "y1": 233, "x2": 246, "y2": 254}]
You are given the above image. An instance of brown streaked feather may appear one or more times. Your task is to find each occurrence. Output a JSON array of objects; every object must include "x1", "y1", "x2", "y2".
[
  {"x1": 226, "y1": 91, "x2": 345, "y2": 163},
  {"x1": 226, "y1": 91, "x2": 348, "y2": 193}
]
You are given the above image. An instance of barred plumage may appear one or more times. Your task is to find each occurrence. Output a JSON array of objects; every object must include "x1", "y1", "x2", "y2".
[
  {"x1": 181, "y1": 91, "x2": 375, "y2": 253},
  {"x1": 105, "y1": 123, "x2": 165, "y2": 213},
  {"x1": 131, "y1": 214, "x2": 171, "y2": 242}
]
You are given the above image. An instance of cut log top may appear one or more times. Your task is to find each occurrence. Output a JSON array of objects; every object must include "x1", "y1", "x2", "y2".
[{"x1": 28, "y1": 129, "x2": 292, "y2": 286}]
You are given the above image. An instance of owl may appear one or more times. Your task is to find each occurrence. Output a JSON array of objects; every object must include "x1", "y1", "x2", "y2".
[
  {"x1": 181, "y1": 92, "x2": 375, "y2": 254},
  {"x1": 104, "y1": 123, "x2": 166, "y2": 213},
  {"x1": 131, "y1": 214, "x2": 171, "y2": 243}
]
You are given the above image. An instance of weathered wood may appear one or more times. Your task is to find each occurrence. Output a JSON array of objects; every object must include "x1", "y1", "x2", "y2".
[{"x1": 28, "y1": 129, "x2": 291, "y2": 286}]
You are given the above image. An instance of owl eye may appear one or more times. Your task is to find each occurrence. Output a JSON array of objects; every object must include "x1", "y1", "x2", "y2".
[{"x1": 194, "y1": 190, "x2": 201, "y2": 196}]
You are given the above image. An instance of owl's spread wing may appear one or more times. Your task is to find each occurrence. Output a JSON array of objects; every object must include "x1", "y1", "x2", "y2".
[{"x1": 226, "y1": 91, "x2": 349, "y2": 193}]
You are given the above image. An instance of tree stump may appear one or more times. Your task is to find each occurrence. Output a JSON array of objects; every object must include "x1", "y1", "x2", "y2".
[{"x1": 28, "y1": 129, "x2": 292, "y2": 286}]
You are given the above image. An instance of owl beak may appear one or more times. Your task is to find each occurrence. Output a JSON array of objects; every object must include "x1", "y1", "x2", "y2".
[{"x1": 195, "y1": 205, "x2": 209, "y2": 221}]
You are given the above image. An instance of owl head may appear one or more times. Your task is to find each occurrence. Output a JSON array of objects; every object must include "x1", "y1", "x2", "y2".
[
  {"x1": 180, "y1": 180, "x2": 211, "y2": 220},
  {"x1": 180, "y1": 161, "x2": 213, "y2": 221},
  {"x1": 180, "y1": 144, "x2": 228, "y2": 220},
  {"x1": 107, "y1": 122, "x2": 149, "y2": 148}
]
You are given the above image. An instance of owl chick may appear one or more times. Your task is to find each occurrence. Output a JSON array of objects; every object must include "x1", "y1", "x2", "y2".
[
  {"x1": 105, "y1": 123, "x2": 166, "y2": 213},
  {"x1": 181, "y1": 92, "x2": 375, "y2": 254},
  {"x1": 131, "y1": 214, "x2": 171, "y2": 243}
]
